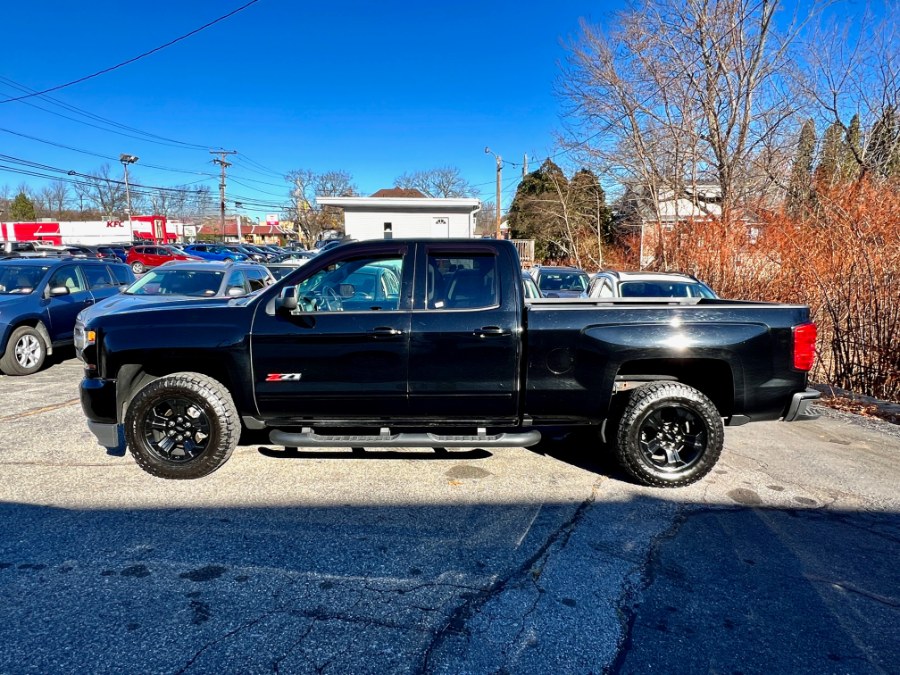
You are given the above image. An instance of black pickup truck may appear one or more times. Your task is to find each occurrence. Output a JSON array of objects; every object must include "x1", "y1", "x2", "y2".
[{"x1": 76, "y1": 238, "x2": 820, "y2": 486}]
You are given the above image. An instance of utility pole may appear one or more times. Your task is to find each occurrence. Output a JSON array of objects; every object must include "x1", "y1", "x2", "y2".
[
  {"x1": 523, "y1": 153, "x2": 528, "y2": 178},
  {"x1": 211, "y1": 150, "x2": 237, "y2": 243},
  {"x1": 484, "y1": 147, "x2": 503, "y2": 239}
]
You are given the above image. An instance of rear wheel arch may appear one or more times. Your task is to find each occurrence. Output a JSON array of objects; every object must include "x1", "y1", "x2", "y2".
[{"x1": 612, "y1": 358, "x2": 735, "y2": 418}]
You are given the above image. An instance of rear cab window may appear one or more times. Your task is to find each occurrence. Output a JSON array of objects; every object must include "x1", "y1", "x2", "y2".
[{"x1": 426, "y1": 250, "x2": 499, "y2": 310}]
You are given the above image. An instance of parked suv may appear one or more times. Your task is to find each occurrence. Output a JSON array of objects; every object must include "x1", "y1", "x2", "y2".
[
  {"x1": 528, "y1": 265, "x2": 591, "y2": 298},
  {"x1": 587, "y1": 271, "x2": 718, "y2": 299},
  {"x1": 0, "y1": 258, "x2": 134, "y2": 375},
  {"x1": 126, "y1": 245, "x2": 202, "y2": 274},
  {"x1": 120, "y1": 261, "x2": 275, "y2": 298}
]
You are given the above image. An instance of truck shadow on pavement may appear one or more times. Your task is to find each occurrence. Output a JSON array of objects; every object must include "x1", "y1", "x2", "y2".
[{"x1": 0, "y1": 496, "x2": 896, "y2": 674}]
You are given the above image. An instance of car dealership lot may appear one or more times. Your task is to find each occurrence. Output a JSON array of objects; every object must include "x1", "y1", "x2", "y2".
[{"x1": 1, "y1": 357, "x2": 898, "y2": 674}]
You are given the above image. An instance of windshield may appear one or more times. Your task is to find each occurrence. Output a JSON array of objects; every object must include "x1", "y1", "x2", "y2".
[
  {"x1": 126, "y1": 269, "x2": 225, "y2": 296},
  {"x1": 537, "y1": 271, "x2": 589, "y2": 292},
  {"x1": 0, "y1": 265, "x2": 48, "y2": 294},
  {"x1": 619, "y1": 281, "x2": 717, "y2": 298}
]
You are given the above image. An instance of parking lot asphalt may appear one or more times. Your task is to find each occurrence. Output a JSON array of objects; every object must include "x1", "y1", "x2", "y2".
[{"x1": 0, "y1": 355, "x2": 898, "y2": 674}]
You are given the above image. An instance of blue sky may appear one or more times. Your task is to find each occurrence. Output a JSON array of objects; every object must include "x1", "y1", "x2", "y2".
[{"x1": 0, "y1": 0, "x2": 620, "y2": 220}]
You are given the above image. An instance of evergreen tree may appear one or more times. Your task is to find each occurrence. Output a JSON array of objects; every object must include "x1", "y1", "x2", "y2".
[
  {"x1": 9, "y1": 191, "x2": 36, "y2": 220},
  {"x1": 570, "y1": 168, "x2": 614, "y2": 243},
  {"x1": 787, "y1": 119, "x2": 816, "y2": 213},
  {"x1": 816, "y1": 122, "x2": 845, "y2": 185},
  {"x1": 865, "y1": 106, "x2": 900, "y2": 177},
  {"x1": 841, "y1": 114, "x2": 862, "y2": 181}
]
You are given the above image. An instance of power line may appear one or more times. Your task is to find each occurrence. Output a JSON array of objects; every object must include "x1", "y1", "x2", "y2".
[
  {"x1": 0, "y1": 127, "x2": 217, "y2": 178},
  {"x1": 0, "y1": 76, "x2": 211, "y2": 150},
  {"x1": 0, "y1": 0, "x2": 264, "y2": 104}
]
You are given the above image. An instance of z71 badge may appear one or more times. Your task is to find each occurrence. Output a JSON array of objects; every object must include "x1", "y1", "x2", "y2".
[{"x1": 265, "y1": 373, "x2": 303, "y2": 382}]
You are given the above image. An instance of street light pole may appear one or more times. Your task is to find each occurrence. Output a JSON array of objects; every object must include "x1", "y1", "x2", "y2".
[
  {"x1": 234, "y1": 201, "x2": 243, "y2": 243},
  {"x1": 120, "y1": 154, "x2": 139, "y2": 241},
  {"x1": 485, "y1": 147, "x2": 502, "y2": 239}
]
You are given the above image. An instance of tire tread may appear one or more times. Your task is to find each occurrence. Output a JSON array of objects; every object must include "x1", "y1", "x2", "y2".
[
  {"x1": 613, "y1": 382, "x2": 723, "y2": 488},
  {"x1": 125, "y1": 372, "x2": 239, "y2": 479}
]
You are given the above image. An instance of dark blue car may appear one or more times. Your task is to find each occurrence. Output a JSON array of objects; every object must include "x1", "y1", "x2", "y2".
[
  {"x1": 182, "y1": 243, "x2": 249, "y2": 262},
  {"x1": 0, "y1": 258, "x2": 134, "y2": 375}
]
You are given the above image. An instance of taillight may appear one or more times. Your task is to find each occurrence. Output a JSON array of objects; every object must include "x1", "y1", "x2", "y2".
[{"x1": 793, "y1": 323, "x2": 816, "y2": 371}]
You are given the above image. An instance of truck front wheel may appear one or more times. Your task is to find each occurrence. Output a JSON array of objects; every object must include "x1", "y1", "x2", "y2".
[
  {"x1": 124, "y1": 372, "x2": 239, "y2": 479},
  {"x1": 614, "y1": 382, "x2": 723, "y2": 487}
]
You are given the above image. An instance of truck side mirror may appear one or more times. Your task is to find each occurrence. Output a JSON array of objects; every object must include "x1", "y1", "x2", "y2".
[{"x1": 275, "y1": 285, "x2": 298, "y2": 312}]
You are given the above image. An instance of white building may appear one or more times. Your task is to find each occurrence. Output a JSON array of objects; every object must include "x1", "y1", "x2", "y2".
[{"x1": 316, "y1": 188, "x2": 481, "y2": 241}]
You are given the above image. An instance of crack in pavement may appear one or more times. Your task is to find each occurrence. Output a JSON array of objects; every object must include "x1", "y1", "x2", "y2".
[
  {"x1": 418, "y1": 481, "x2": 602, "y2": 673},
  {"x1": 805, "y1": 574, "x2": 900, "y2": 608},
  {"x1": 0, "y1": 398, "x2": 80, "y2": 422},
  {"x1": 608, "y1": 506, "x2": 689, "y2": 675}
]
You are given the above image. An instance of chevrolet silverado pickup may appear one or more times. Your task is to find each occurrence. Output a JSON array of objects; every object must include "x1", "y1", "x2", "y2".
[{"x1": 76, "y1": 238, "x2": 820, "y2": 486}]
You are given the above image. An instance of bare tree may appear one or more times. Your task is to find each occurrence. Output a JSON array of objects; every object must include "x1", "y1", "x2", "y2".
[
  {"x1": 149, "y1": 188, "x2": 172, "y2": 216},
  {"x1": 799, "y1": 9, "x2": 900, "y2": 179},
  {"x1": 46, "y1": 180, "x2": 69, "y2": 218},
  {"x1": 475, "y1": 201, "x2": 496, "y2": 235},
  {"x1": 394, "y1": 167, "x2": 477, "y2": 197},
  {"x1": 0, "y1": 184, "x2": 11, "y2": 219},
  {"x1": 72, "y1": 181, "x2": 90, "y2": 216},
  {"x1": 84, "y1": 164, "x2": 127, "y2": 217},
  {"x1": 285, "y1": 169, "x2": 357, "y2": 243},
  {"x1": 560, "y1": 0, "x2": 818, "y2": 220}
]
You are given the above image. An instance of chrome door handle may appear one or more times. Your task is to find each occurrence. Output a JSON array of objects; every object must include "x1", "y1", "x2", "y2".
[
  {"x1": 473, "y1": 326, "x2": 510, "y2": 338},
  {"x1": 370, "y1": 327, "x2": 404, "y2": 338}
]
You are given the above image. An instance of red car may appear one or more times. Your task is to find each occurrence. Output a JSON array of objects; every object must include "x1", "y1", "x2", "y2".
[{"x1": 126, "y1": 245, "x2": 202, "y2": 274}]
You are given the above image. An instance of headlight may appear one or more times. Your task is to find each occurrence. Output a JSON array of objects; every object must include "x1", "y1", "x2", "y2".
[{"x1": 73, "y1": 324, "x2": 95, "y2": 351}]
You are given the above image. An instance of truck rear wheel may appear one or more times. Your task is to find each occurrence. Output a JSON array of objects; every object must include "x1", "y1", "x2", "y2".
[
  {"x1": 124, "y1": 372, "x2": 239, "y2": 479},
  {"x1": 613, "y1": 382, "x2": 723, "y2": 487}
]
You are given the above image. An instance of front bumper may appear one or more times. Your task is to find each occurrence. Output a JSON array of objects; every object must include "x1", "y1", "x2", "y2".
[
  {"x1": 80, "y1": 376, "x2": 118, "y2": 424},
  {"x1": 87, "y1": 420, "x2": 125, "y2": 453},
  {"x1": 782, "y1": 388, "x2": 821, "y2": 422}
]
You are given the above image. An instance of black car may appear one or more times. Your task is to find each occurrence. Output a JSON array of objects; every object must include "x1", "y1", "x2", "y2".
[
  {"x1": 0, "y1": 257, "x2": 134, "y2": 375},
  {"x1": 222, "y1": 244, "x2": 267, "y2": 263},
  {"x1": 61, "y1": 245, "x2": 121, "y2": 262}
]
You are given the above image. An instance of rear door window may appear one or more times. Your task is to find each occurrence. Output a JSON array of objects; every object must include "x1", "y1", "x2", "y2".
[
  {"x1": 427, "y1": 252, "x2": 498, "y2": 310},
  {"x1": 108, "y1": 264, "x2": 134, "y2": 286},
  {"x1": 81, "y1": 264, "x2": 115, "y2": 290}
]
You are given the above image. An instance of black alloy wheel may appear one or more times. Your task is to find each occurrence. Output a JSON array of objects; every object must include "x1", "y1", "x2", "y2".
[
  {"x1": 124, "y1": 372, "x2": 239, "y2": 479},
  {"x1": 613, "y1": 381, "x2": 723, "y2": 487},
  {"x1": 637, "y1": 406, "x2": 706, "y2": 472},
  {"x1": 140, "y1": 396, "x2": 212, "y2": 463}
]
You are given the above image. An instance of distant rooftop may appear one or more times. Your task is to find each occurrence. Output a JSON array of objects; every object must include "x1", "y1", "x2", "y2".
[{"x1": 369, "y1": 188, "x2": 426, "y2": 198}]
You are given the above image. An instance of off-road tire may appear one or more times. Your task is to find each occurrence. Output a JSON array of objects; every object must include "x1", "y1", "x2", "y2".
[
  {"x1": 613, "y1": 382, "x2": 723, "y2": 487},
  {"x1": 0, "y1": 326, "x2": 46, "y2": 376},
  {"x1": 131, "y1": 261, "x2": 145, "y2": 274},
  {"x1": 124, "y1": 372, "x2": 239, "y2": 479}
]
